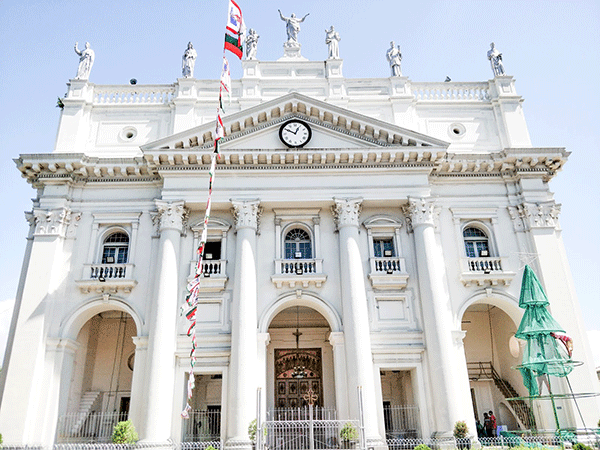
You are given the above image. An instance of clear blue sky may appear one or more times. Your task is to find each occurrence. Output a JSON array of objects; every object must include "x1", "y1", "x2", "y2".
[{"x1": 1, "y1": 1, "x2": 599, "y2": 362}]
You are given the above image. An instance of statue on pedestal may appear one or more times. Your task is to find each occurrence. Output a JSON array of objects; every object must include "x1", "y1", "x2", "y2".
[
  {"x1": 74, "y1": 42, "x2": 95, "y2": 80},
  {"x1": 245, "y1": 29, "x2": 260, "y2": 60},
  {"x1": 487, "y1": 42, "x2": 506, "y2": 77},
  {"x1": 386, "y1": 41, "x2": 402, "y2": 77},
  {"x1": 182, "y1": 42, "x2": 197, "y2": 78},
  {"x1": 278, "y1": 9, "x2": 309, "y2": 45},
  {"x1": 325, "y1": 26, "x2": 341, "y2": 59}
]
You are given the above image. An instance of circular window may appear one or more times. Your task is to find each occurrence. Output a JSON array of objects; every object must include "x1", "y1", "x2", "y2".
[
  {"x1": 119, "y1": 126, "x2": 138, "y2": 142},
  {"x1": 448, "y1": 123, "x2": 466, "y2": 138}
]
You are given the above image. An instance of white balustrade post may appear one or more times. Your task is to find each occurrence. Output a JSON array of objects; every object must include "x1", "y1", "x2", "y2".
[
  {"x1": 226, "y1": 199, "x2": 261, "y2": 450},
  {"x1": 332, "y1": 198, "x2": 385, "y2": 449},
  {"x1": 142, "y1": 200, "x2": 187, "y2": 441},
  {"x1": 403, "y1": 198, "x2": 460, "y2": 436}
]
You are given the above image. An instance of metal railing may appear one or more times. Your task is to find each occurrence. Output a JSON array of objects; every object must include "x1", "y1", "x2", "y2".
[
  {"x1": 55, "y1": 412, "x2": 128, "y2": 443},
  {"x1": 181, "y1": 410, "x2": 222, "y2": 442},
  {"x1": 262, "y1": 419, "x2": 361, "y2": 450},
  {"x1": 382, "y1": 405, "x2": 420, "y2": 439},
  {"x1": 267, "y1": 407, "x2": 337, "y2": 421}
]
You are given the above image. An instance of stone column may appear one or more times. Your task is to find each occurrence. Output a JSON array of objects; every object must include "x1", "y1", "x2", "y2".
[
  {"x1": 142, "y1": 200, "x2": 187, "y2": 441},
  {"x1": 403, "y1": 198, "x2": 460, "y2": 436},
  {"x1": 328, "y1": 332, "x2": 349, "y2": 420},
  {"x1": 226, "y1": 199, "x2": 261, "y2": 450},
  {"x1": 332, "y1": 198, "x2": 385, "y2": 448}
]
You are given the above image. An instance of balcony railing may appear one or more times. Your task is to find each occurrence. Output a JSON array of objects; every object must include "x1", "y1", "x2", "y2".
[
  {"x1": 77, "y1": 263, "x2": 137, "y2": 293},
  {"x1": 271, "y1": 258, "x2": 326, "y2": 288},
  {"x1": 187, "y1": 260, "x2": 228, "y2": 292},
  {"x1": 368, "y1": 257, "x2": 409, "y2": 289},
  {"x1": 182, "y1": 409, "x2": 222, "y2": 442},
  {"x1": 459, "y1": 257, "x2": 515, "y2": 287}
]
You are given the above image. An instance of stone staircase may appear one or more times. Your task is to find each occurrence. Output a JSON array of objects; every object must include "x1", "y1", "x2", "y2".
[
  {"x1": 467, "y1": 362, "x2": 536, "y2": 430},
  {"x1": 71, "y1": 391, "x2": 101, "y2": 435}
]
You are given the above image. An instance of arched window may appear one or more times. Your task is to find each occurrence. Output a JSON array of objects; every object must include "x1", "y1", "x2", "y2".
[
  {"x1": 284, "y1": 228, "x2": 312, "y2": 259},
  {"x1": 463, "y1": 227, "x2": 490, "y2": 258},
  {"x1": 102, "y1": 232, "x2": 129, "y2": 264}
]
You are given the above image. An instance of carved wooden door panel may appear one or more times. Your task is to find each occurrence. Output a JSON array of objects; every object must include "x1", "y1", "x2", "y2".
[{"x1": 274, "y1": 348, "x2": 322, "y2": 409}]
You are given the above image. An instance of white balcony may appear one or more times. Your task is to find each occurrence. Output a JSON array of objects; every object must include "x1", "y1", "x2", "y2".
[
  {"x1": 368, "y1": 257, "x2": 409, "y2": 290},
  {"x1": 188, "y1": 259, "x2": 228, "y2": 292},
  {"x1": 459, "y1": 256, "x2": 516, "y2": 287},
  {"x1": 271, "y1": 258, "x2": 327, "y2": 288},
  {"x1": 76, "y1": 263, "x2": 137, "y2": 294}
]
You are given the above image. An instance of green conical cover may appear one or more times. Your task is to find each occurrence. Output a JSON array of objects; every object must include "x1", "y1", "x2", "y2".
[{"x1": 518, "y1": 265, "x2": 549, "y2": 307}]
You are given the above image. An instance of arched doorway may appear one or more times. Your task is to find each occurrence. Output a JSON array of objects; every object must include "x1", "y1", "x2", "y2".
[
  {"x1": 267, "y1": 306, "x2": 335, "y2": 419},
  {"x1": 58, "y1": 310, "x2": 137, "y2": 442},
  {"x1": 461, "y1": 301, "x2": 534, "y2": 432}
]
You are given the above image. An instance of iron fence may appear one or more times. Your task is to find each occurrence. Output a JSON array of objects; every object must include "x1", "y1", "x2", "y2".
[
  {"x1": 181, "y1": 410, "x2": 221, "y2": 442},
  {"x1": 55, "y1": 412, "x2": 128, "y2": 443},
  {"x1": 382, "y1": 405, "x2": 420, "y2": 439},
  {"x1": 262, "y1": 419, "x2": 361, "y2": 450}
]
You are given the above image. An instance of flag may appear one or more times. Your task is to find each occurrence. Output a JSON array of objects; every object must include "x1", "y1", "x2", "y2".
[
  {"x1": 220, "y1": 56, "x2": 231, "y2": 103},
  {"x1": 225, "y1": 0, "x2": 242, "y2": 35},
  {"x1": 224, "y1": 33, "x2": 243, "y2": 59},
  {"x1": 215, "y1": 114, "x2": 224, "y2": 142}
]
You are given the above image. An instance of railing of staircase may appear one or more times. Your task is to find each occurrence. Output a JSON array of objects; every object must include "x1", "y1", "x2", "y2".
[{"x1": 55, "y1": 411, "x2": 128, "y2": 443}]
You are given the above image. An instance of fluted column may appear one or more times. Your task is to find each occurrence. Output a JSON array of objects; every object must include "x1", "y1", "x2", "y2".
[
  {"x1": 403, "y1": 198, "x2": 459, "y2": 436},
  {"x1": 143, "y1": 200, "x2": 187, "y2": 441},
  {"x1": 332, "y1": 198, "x2": 384, "y2": 448},
  {"x1": 226, "y1": 199, "x2": 261, "y2": 450}
]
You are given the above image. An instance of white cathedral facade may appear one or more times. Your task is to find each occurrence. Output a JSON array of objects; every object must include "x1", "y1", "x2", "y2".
[{"x1": 1, "y1": 41, "x2": 598, "y2": 446}]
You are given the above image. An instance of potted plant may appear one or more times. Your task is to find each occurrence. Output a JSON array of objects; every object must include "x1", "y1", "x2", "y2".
[
  {"x1": 339, "y1": 422, "x2": 359, "y2": 449},
  {"x1": 453, "y1": 421, "x2": 470, "y2": 449},
  {"x1": 112, "y1": 420, "x2": 139, "y2": 444}
]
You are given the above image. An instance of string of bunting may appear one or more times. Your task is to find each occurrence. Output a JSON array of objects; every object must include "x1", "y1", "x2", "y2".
[{"x1": 181, "y1": 0, "x2": 244, "y2": 418}]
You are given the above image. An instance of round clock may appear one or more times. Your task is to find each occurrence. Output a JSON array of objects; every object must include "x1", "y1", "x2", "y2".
[{"x1": 279, "y1": 120, "x2": 312, "y2": 148}]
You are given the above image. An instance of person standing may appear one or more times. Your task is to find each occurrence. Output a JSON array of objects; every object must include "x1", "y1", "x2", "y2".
[
  {"x1": 483, "y1": 412, "x2": 493, "y2": 438},
  {"x1": 489, "y1": 410, "x2": 497, "y2": 437}
]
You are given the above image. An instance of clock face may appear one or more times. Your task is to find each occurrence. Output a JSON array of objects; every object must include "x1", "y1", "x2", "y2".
[{"x1": 279, "y1": 120, "x2": 312, "y2": 148}]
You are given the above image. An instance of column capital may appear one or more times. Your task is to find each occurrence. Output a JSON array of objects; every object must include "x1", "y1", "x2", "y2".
[
  {"x1": 331, "y1": 198, "x2": 362, "y2": 229},
  {"x1": 508, "y1": 202, "x2": 561, "y2": 231},
  {"x1": 402, "y1": 197, "x2": 436, "y2": 231},
  {"x1": 328, "y1": 331, "x2": 345, "y2": 347},
  {"x1": 27, "y1": 207, "x2": 81, "y2": 238},
  {"x1": 231, "y1": 199, "x2": 262, "y2": 232},
  {"x1": 155, "y1": 200, "x2": 188, "y2": 234}
]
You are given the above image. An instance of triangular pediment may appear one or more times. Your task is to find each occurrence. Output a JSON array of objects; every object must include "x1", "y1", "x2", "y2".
[{"x1": 142, "y1": 92, "x2": 449, "y2": 152}]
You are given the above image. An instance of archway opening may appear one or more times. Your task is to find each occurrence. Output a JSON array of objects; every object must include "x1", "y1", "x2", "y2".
[
  {"x1": 267, "y1": 306, "x2": 334, "y2": 419},
  {"x1": 462, "y1": 302, "x2": 534, "y2": 433},
  {"x1": 380, "y1": 369, "x2": 419, "y2": 439},
  {"x1": 57, "y1": 311, "x2": 137, "y2": 442}
]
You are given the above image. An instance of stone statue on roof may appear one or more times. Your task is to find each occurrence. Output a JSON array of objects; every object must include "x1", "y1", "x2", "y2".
[
  {"x1": 386, "y1": 41, "x2": 402, "y2": 77},
  {"x1": 325, "y1": 26, "x2": 341, "y2": 59},
  {"x1": 278, "y1": 10, "x2": 309, "y2": 45},
  {"x1": 74, "y1": 42, "x2": 95, "y2": 80},
  {"x1": 182, "y1": 42, "x2": 197, "y2": 78},
  {"x1": 487, "y1": 42, "x2": 506, "y2": 77},
  {"x1": 245, "y1": 29, "x2": 260, "y2": 60}
]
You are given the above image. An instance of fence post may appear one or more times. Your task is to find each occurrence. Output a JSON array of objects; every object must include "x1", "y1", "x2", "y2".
[
  {"x1": 309, "y1": 403, "x2": 315, "y2": 450},
  {"x1": 257, "y1": 387, "x2": 262, "y2": 450},
  {"x1": 358, "y1": 386, "x2": 366, "y2": 450}
]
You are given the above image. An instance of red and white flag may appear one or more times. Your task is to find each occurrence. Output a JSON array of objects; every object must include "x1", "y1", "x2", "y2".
[{"x1": 226, "y1": 0, "x2": 242, "y2": 35}]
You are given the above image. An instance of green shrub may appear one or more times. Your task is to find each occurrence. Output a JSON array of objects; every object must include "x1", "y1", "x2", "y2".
[
  {"x1": 453, "y1": 420, "x2": 469, "y2": 439},
  {"x1": 0, "y1": 432, "x2": 3, "y2": 444},
  {"x1": 413, "y1": 445, "x2": 431, "y2": 450},
  {"x1": 112, "y1": 420, "x2": 138, "y2": 444},
  {"x1": 573, "y1": 443, "x2": 592, "y2": 450},
  {"x1": 205, "y1": 446, "x2": 217, "y2": 450},
  {"x1": 248, "y1": 419, "x2": 257, "y2": 443},
  {"x1": 340, "y1": 422, "x2": 359, "y2": 441}
]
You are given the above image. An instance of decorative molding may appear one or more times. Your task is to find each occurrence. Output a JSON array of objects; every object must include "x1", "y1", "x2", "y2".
[
  {"x1": 231, "y1": 199, "x2": 262, "y2": 232},
  {"x1": 155, "y1": 200, "x2": 188, "y2": 234},
  {"x1": 508, "y1": 202, "x2": 561, "y2": 231},
  {"x1": 402, "y1": 198, "x2": 436, "y2": 231},
  {"x1": 331, "y1": 198, "x2": 362, "y2": 229},
  {"x1": 29, "y1": 207, "x2": 79, "y2": 238}
]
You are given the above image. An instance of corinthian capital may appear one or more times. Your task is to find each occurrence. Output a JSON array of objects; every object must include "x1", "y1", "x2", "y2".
[
  {"x1": 231, "y1": 199, "x2": 261, "y2": 232},
  {"x1": 155, "y1": 200, "x2": 188, "y2": 233},
  {"x1": 331, "y1": 198, "x2": 362, "y2": 229},
  {"x1": 29, "y1": 207, "x2": 76, "y2": 238},
  {"x1": 402, "y1": 197, "x2": 436, "y2": 230},
  {"x1": 517, "y1": 201, "x2": 561, "y2": 230}
]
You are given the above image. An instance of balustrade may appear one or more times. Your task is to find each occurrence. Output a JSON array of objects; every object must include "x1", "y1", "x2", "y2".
[
  {"x1": 278, "y1": 259, "x2": 320, "y2": 275},
  {"x1": 93, "y1": 85, "x2": 174, "y2": 104},
  {"x1": 370, "y1": 257, "x2": 405, "y2": 274},
  {"x1": 412, "y1": 82, "x2": 490, "y2": 101},
  {"x1": 465, "y1": 257, "x2": 503, "y2": 273},
  {"x1": 87, "y1": 263, "x2": 132, "y2": 280}
]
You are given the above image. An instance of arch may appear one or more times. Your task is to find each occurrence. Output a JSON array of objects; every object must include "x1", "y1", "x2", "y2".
[
  {"x1": 259, "y1": 291, "x2": 342, "y2": 333},
  {"x1": 60, "y1": 297, "x2": 144, "y2": 340},
  {"x1": 457, "y1": 289, "x2": 522, "y2": 330}
]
